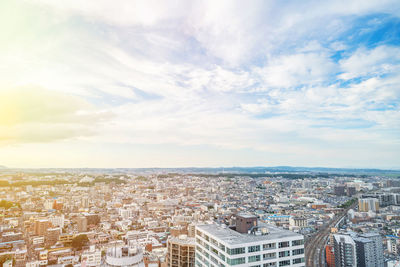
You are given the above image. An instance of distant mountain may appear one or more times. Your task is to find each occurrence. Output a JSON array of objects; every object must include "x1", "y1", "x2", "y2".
[{"x1": 2, "y1": 166, "x2": 399, "y2": 176}]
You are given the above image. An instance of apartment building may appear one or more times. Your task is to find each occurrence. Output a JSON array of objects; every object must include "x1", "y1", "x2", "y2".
[{"x1": 195, "y1": 214, "x2": 305, "y2": 267}]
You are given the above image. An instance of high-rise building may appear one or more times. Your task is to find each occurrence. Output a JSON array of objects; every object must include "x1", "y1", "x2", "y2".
[
  {"x1": 77, "y1": 216, "x2": 88, "y2": 232},
  {"x1": 346, "y1": 187, "x2": 356, "y2": 197},
  {"x1": 166, "y1": 235, "x2": 195, "y2": 267},
  {"x1": 354, "y1": 237, "x2": 375, "y2": 267},
  {"x1": 358, "y1": 198, "x2": 379, "y2": 212},
  {"x1": 84, "y1": 213, "x2": 100, "y2": 226},
  {"x1": 46, "y1": 227, "x2": 61, "y2": 247},
  {"x1": 378, "y1": 194, "x2": 395, "y2": 207},
  {"x1": 334, "y1": 186, "x2": 346, "y2": 196},
  {"x1": 334, "y1": 233, "x2": 384, "y2": 267},
  {"x1": 34, "y1": 219, "x2": 50, "y2": 236},
  {"x1": 195, "y1": 214, "x2": 305, "y2": 267},
  {"x1": 358, "y1": 233, "x2": 383, "y2": 267},
  {"x1": 334, "y1": 234, "x2": 357, "y2": 267},
  {"x1": 387, "y1": 236, "x2": 398, "y2": 255}
]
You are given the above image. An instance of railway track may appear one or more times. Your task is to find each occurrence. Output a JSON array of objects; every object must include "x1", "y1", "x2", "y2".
[{"x1": 305, "y1": 202, "x2": 357, "y2": 267}]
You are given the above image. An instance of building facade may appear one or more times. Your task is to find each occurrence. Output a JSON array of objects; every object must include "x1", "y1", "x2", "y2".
[
  {"x1": 195, "y1": 215, "x2": 305, "y2": 267},
  {"x1": 334, "y1": 234, "x2": 357, "y2": 267},
  {"x1": 166, "y1": 235, "x2": 195, "y2": 267}
]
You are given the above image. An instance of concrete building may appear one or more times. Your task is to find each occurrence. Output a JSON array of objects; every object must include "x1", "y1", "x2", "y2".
[
  {"x1": 358, "y1": 233, "x2": 383, "y2": 267},
  {"x1": 347, "y1": 187, "x2": 356, "y2": 197},
  {"x1": 354, "y1": 237, "x2": 375, "y2": 267},
  {"x1": 334, "y1": 233, "x2": 383, "y2": 267},
  {"x1": 166, "y1": 235, "x2": 195, "y2": 267},
  {"x1": 34, "y1": 219, "x2": 50, "y2": 236},
  {"x1": 104, "y1": 241, "x2": 145, "y2": 267},
  {"x1": 289, "y1": 217, "x2": 308, "y2": 229},
  {"x1": 325, "y1": 245, "x2": 335, "y2": 267},
  {"x1": 82, "y1": 245, "x2": 102, "y2": 266},
  {"x1": 77, "y1": 216, "x2": 88, "y2": 232},
  {"x1": 358, "y1": 198, "x2": 379, "y2": 212},
  {"x1": 45, "y1": 227, "x2": 61, "y2": 247},
  {"x1": 334, "y1": 186, "x2": 346, "y2": 196},
  {"x1": 387, "y1": 236, "x2": 398, "y2": 255},
  {"x1": 195, "y1": 214, "x2": 305, "y2": 267},
  {"x1": 334, "y1": 234, "x2": 357, "y2": 267}
]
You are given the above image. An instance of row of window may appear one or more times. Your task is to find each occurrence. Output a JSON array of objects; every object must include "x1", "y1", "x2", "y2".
[
  {"x1": 250, "y1": 263, "x2": 277, "y2": 267},
  {"x1": 197, "y1": 231, "x2": 303, "y2": 253},
  {"x1": 222, "y1": 241, "x2": 303, "y2": 255},
  {"x1": 197, "y1": 256, "x2": 304, "y2": 267},
  {"x1": 279, "y1": 257, "x2": 305, "y2": 266}
]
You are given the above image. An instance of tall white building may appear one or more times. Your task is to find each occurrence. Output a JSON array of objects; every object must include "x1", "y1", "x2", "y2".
[
  {"x1": 334, "y1": 232, "x2": 384, "y2": 267},
  {"x1": 195, "y1": 214, "x2": 305, "y2": 267},
  {"x1": 334, "y1": 234, "x2": 357, "y2": 267}
]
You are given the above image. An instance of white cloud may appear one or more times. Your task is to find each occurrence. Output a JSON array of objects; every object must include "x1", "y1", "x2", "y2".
[
  {"x1": 0, "y1": 0, "x2": 399, "y2": 167},
  {"x1": 339, "y1": 46, "x2": 400, "y2": 80}
]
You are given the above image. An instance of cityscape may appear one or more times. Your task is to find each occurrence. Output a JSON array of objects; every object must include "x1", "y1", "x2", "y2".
[
  {"x1": 1, "y1": 0, "x2": 400, "y2": 267},
  {"x1": 0, "y1": 168, "x2": 400, "y2": 266}
]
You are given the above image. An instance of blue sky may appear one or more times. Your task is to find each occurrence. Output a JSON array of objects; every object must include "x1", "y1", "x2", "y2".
[{"x1": 0, "y1": 0, "x2": 399, "y2": 168}]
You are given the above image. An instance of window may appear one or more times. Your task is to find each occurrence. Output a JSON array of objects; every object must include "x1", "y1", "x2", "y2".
[
  {"x1": 210, "y1": 255, "x2": 218, "y2": 265},
  {"x1": 263, "y1": 243, "x2": 276, "y2": 250},
  {"x1": 248, "y1": 255, "x2": 260, "y2": 263},
  {"x1": 292, "y1": 258, "x2": 304, "y2": 264},
  {"x1": 248, "y1": 245, "x2": 261, "y2": 253},
  {"x1": 211, "y1": 247, "x2": 218, "y2": 256},
  {"x1": 263, "y1": 252, "x2": 276, "y2": 260},
  {"x1": 204, "y1": 235, "x2": 210, "y2": 241},
  {"x1": 279, "y1": 260, "x2": 290, "y2": 267},
  {"x1": 278, "y1": 242, "x2": 289, "y2": 248},
  {"x1": 227, "y1": 257, "x2": 245, "y2": 265},
  {"x1": 279, "y1": 251, "x2": 290, "y2": 258},
  {"x1": 263, "y1": 263, "x2": 276, "y2": 267},
  {"x1": 196, "y1": 253, "x2": 203, "y2": 261},
  {"x1": 219, "y1": 243, "x2": 226, "y2": 252},
  {"x1": 227, "y1": 247, "x2": 245, "y2": 255},
  {"x1": 292, "y1": 240, "x2": 304, "y2": 246},
  {"x1": 196, "y1": 230, "x2": 202, "y2": 237},
  {"x1": 292, "y1": 249, "x2": 304, "y2": 256}
]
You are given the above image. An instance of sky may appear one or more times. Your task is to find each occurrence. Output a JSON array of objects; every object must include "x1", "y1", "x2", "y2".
[{"x1": 0, "y1": 0, "x2": 399, "y2": 169}]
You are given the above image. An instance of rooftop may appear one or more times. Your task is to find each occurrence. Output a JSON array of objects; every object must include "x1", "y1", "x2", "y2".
[
  {"x1": 197, "y1": 223, "x2": 302, "y2": 245},
  {"x1": 168, "y1": 235, "x2": 196, "y2": 245}
]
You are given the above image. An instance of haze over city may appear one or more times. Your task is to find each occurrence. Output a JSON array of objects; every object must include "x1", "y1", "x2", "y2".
[{"x1": 1, "y1": 0, "x2": 399, "y2": 169}]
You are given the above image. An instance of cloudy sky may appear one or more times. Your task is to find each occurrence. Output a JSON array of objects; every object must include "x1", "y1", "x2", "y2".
[{"x1": 0, "y1": 0, "x2": 399, "y2": 168}]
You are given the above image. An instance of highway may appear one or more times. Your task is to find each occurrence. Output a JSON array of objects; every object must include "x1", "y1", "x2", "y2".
[{"x1": 305, "y1": 202, "x2": 357, "y2": 267}]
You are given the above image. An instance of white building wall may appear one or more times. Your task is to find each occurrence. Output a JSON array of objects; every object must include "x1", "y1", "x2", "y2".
[{"x1": 195, "y1": 227, "x2": 305, "y2": 267}]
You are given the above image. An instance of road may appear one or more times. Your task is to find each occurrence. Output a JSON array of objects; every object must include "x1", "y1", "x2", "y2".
[{"x1": 305, "y1": 202, "x2": 357, "y2": 267}]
